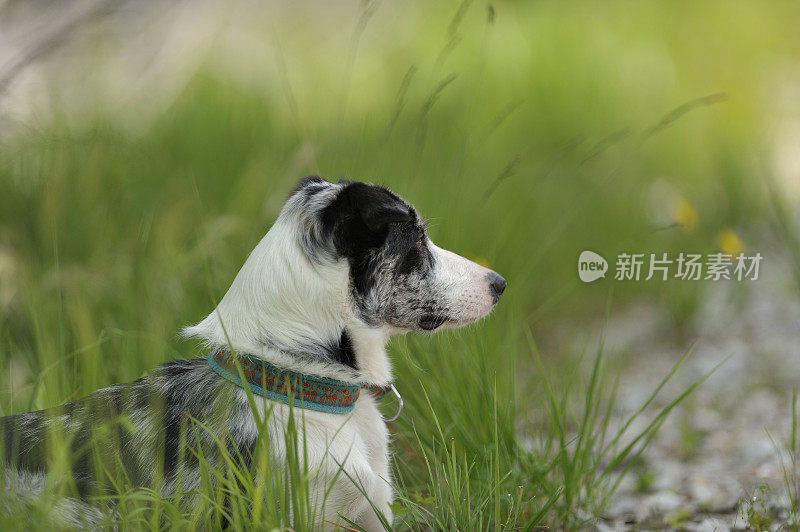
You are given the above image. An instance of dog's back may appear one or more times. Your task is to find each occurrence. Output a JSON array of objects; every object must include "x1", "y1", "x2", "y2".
[{"x1": 2, "y1": 359, "x2": 254, "y2": 527}]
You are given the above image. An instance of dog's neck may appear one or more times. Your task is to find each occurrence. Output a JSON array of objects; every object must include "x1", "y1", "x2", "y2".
[{"x1": 183, "y1": 217, "x2": 393, "y2": 386}]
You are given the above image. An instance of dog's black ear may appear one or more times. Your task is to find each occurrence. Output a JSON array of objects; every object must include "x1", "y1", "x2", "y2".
[
  {"x1": 322, "y1": 182, "x2": 412, "y2": 252},
  {"x1": 359, "y1": 194, "x2": 412, "y2": 232}
]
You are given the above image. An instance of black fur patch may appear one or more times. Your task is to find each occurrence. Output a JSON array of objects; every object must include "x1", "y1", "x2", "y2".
[
  {"x1": 390, "y1": 213, "x2": 432, "y2": 277},
  {"x1": 321, "y1": 182, "x2": 413, "y2": 297},
  {"x1": 2, "y1": 411, "x2": 48, "y2": 471},
  {"x1": 329, "y1": 330, "x2": 357, "y2": 370},
  {"x1": 159, "y1": 359, "x2": 220, "y2": 477}
]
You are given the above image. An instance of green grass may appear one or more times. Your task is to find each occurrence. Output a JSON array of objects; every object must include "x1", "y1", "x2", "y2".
[
  {"x1": 0, "y1": 321, "x2": 704, "y2": 530},
  {"x1": 1, "y1": 0, "x2": 798, "y2": 528}
]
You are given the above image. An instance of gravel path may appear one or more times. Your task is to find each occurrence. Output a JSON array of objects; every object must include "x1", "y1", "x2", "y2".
[{"x1": 559, "y1": 241, "x2": 800, "y2": 530}]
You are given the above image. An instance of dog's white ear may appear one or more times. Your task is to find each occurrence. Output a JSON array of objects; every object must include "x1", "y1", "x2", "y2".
[{"x1": 291, "y1": 175, "x2": 327, "y2": 195}]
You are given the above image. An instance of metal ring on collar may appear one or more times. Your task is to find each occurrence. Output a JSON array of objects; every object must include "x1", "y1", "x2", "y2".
[{"x1": 381, "y1": 384, "x2": 403, "y2": 423}]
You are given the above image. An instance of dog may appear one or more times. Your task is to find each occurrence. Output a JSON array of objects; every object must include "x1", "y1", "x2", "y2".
[{"x1": 1, "y1": 177, "x2": 506, "y2": 529}]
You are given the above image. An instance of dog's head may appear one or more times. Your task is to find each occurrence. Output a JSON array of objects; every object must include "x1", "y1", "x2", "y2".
[{"x1": 288, "y1": 176, "x2": 506, "y2": 334}]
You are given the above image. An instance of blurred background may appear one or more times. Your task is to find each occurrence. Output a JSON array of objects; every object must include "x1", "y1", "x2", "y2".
[{"x1": 1, "y1": 0, "x2": 799, "y2": 529}]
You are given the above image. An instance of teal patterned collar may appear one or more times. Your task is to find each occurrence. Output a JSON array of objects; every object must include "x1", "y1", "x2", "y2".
[{"x1": 208, "y1": 349, "x2": 401, "y2": 419}]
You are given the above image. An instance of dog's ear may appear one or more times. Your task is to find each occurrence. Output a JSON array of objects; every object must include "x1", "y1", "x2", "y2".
[
  {"x1": 322, "y1": 182, "x2": 412, "y2": 252},
  {"x1": 291, "y1": 175, "x2": 326, "y2": 196},
  {"x1": 359, "y1": 194, "x2": 412, "y2": 232}
]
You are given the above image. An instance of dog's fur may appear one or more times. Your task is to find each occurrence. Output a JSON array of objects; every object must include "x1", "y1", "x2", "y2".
[{"x1": 1, "y1": 177, "x2": 505, "y2": 529}]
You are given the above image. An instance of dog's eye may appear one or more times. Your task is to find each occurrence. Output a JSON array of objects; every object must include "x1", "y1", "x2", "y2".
[{"x1": 415, "y1": 239, "x2": 422, "y2": 249}]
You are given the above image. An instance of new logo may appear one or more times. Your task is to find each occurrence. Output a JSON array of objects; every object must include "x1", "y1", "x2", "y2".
[{"x1": 578, "y1": 250, "x2": 608, "y2": 283}]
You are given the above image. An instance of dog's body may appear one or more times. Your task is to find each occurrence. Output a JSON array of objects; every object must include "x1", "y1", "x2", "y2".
[{"x1": 2, "y1": 177, "x2": 505, "y2": 529}]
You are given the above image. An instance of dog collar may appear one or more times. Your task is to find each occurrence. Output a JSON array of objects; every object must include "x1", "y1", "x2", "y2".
[{"x1": 208, "y1": 349, "x2": 402, "y2": 420}]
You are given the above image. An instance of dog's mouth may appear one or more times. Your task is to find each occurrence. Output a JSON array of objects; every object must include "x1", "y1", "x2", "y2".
[
  {"x1": 418, "y1": 314, "x2": 448, "y2": 331},
  {"x1": 419, "y1": 313, "x2": 491, "y2": 331}
]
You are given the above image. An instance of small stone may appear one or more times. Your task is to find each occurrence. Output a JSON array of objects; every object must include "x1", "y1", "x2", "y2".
[
  {"x1": 685, "y1": 516, "x2": 733, "y2": 532},
  {"x1": 640, "y1": 490, "x2": 683, "y2": 518},
  {"x1": 705, "y1": 495, "x2": 740, "y2": 515},
  {"x1": 588, "y1": 521, "x2": 619, "y2": 532}
]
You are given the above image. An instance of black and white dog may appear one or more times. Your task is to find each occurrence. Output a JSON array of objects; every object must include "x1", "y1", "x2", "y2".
[{"x1": 2, "y1": 177, "x2": 506, "y2": 529}]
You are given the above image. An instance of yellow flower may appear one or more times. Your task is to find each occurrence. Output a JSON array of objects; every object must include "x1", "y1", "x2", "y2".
[
  {"x1": 469, "y1": 256, "x2": 490, "y2": 268},
  {"x1": 670, "y1": 196, "x2": 698, "y2": 233},
  {"x1": 718, "y1": 228, "x2": 744, "y2": 255}
]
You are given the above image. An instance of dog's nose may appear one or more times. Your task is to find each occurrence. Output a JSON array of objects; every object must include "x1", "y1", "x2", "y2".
[{"x1": 487, "y1": 272, "x2": 506, "y2": 303}]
